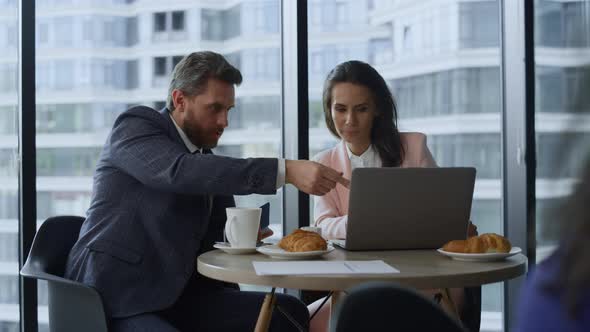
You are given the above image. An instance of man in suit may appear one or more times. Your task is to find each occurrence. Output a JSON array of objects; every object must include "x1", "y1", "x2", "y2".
[{"x1": 64, "y1": 51, "x2": 349, "y2": 331}]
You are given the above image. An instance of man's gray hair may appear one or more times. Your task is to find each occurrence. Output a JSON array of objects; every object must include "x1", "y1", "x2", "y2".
[{"x1": 166, "y1": 51, "x2": 242, "y2": 111}]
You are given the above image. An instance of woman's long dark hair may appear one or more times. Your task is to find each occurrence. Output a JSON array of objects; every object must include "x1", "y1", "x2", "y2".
[{"x1": 322, "y1": 60, "x2": 404, "y2": 167}]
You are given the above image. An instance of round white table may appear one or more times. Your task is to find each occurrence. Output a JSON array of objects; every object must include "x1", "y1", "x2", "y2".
[
  {"x1": 198, "y1": 248, "x2": 526, "y2": 290},
  {"x1": 197, "y1": 248, "x2": 527, "y2": 331}
]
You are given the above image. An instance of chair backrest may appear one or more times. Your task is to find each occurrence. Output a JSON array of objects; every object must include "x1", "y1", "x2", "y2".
[
  {"x1": 21, "y1": 216, "x2": 109, "y2": 332},
  {"x1": 331, "y1": 282, "x2": 467, "y2": 332},
  {"x1": 23, "y1": 216, "x2": 84, "y2": 277}
]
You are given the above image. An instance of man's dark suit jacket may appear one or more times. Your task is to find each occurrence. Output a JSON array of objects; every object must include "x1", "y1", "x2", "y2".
[{"x1": 64, "y1": 106, "x2": 278, "y2": 318}]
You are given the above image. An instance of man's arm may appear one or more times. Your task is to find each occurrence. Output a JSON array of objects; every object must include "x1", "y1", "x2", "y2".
[
  {"x1": 107, "y1": 108, "x2": 348, "y2": 196},
  {"x1": 106, "y1": 110, "x2": 278, "y2": 196}
]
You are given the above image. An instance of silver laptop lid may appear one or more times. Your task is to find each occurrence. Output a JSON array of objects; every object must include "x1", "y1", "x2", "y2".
[{"x1": 345, "y1": 167, "x2": 476, "y2": 251}]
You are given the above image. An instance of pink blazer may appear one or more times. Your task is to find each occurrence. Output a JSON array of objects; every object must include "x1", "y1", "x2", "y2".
[{"x1": 312, "y1": 132, "x2": 437, "y2": 239}]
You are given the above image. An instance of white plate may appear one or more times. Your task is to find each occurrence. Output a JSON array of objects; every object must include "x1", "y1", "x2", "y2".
[
  {"x1": 213, "y1": 243, "x2": 258, "y2": 255},
  {"x1": 256, "y1": 244, "x2": 335, "y2": 260},
  {"x1": 437, "y1": 247, "x2": 522, "y2": 262}
]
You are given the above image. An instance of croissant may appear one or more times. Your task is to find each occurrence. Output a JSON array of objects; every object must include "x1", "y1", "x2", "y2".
[
  {"x1": 442, "y1": 233, "x2": 511, "y2": 254},
  {"x1": 278, "y1": 229, "x2": 327, "y2": 252}
]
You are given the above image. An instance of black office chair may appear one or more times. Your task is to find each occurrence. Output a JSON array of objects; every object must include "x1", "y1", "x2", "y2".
[
  {"x1": 21, "y1": 216, "x2": 109, "y2": 332},
  {"x1": 330, "y1": 282, "x2": 467, "y2": 332}
]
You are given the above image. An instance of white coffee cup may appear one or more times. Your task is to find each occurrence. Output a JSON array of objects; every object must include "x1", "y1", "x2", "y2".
[{"x1": 224, "y1": 207, "x2": 261, "y2": 248}]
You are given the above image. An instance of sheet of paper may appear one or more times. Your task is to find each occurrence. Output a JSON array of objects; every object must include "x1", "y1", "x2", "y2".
[{"x1": 252, "y1": 260, "x2": 399, "y2": 276}]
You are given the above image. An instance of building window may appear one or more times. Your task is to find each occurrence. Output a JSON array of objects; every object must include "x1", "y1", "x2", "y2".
[
  {"x1": 0, "y1": 277, "x2": 18, "y2": 304},
  {"x1": 0, "y1": 106, "x2": 17, "y2": 136},
  {"x1": 537, "y1": 133, "x2": 590, "y2": 179},
  {"x1": 154, "y1": 12, "x2": 167, "y2": 32},
  {"x1": 391, "y1": 68, "x2": 500, "y2": 118},
  {"x1": 536, "y1": 1, "x2": 590, "y2": 48},
  {"x1": 201, "y1": 9, "x2": 223, "y2": 41},
  {"x1": 172, "y1": 11, "x2": 185, "y2": 31},
  {"x1": 225, "y1": 6, "x2": 241, "y2": 39},
  {"x1": 153, "y1": 11, "x2": 187, "y2": 41},
  {"x1": 0, "y1": 191, "x2": 18, "y2": 220},
  {"x1": 370, "y1": 38, "x2": 393, "y2": 64},
  {"x1": 154, "y1": 57, "x2": 167, "y2": 76},
  {"x1": 459, "y1": 1, "x2": 500, "y2": 48},
  {"x1": 428, "y1": 134, "x2": 501, "y2": 179},
  {"x1": 537, "y1": 66, "x2": 590, "y2": 113},
  {"x1": 172, "y1": 55, "x2": 184, "y2": 70}
]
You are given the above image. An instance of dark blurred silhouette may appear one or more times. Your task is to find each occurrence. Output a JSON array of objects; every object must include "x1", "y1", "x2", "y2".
[{"x1": 516, "y1": 61, "x2": 590, "y2": 331}]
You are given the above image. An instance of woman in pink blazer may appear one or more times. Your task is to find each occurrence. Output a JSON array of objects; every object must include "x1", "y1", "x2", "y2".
[
  {"x1": 308, "y1": 60, "x2": 480, "y2": 332},
  {"x1": 313, "y1": 132, "x2": 436, "y2": 239}
]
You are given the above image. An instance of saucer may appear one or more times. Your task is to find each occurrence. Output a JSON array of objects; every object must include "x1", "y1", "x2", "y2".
[
  {"x1": 256, "y1": 244, "x2": 335, "y2": 260},
  {"x1": 437, "y1": 247, "x2": 522, "y2": 262},
  {"x1": 213, "y1": 242, "x2": 258, "y2": 255}
]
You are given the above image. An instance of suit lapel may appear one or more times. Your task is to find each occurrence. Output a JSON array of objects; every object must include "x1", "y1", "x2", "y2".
[
  {"x1": 161, "y1": 109, "x2": 215, "y2": 215},
  {"x1": 159, "y1": 110, "x2": 215, "y2": 215}
]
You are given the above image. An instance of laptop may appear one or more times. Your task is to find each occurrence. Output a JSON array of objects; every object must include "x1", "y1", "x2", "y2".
[{"x1": 330, "y1": 167, "x2": 476, "y2": 251}]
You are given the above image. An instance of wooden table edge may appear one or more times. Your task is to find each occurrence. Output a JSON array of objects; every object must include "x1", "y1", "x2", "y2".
[{"x1": 197, "y1": 252, "x2": 528, "y2": 291}]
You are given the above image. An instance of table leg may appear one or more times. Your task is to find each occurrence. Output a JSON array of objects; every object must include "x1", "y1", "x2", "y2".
[
  {"x1": 327, "y1": 291, "x2": 344, "y2": 331},
  {"x1": 254, "y1": 288, "x2": 277, "y2": 332}
]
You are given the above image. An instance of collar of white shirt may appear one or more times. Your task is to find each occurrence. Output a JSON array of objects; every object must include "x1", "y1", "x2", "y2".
[
  {"x1": 169, "y1": 113, "x2": 201, "y2": 154},
  {"x1": 345, "y1": 143, "x2": 381, "y2": 169}
]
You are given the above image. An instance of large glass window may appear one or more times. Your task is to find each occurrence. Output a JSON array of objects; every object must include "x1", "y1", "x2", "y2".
[
  {"x1": 35, "y1": 0, "x2": 282, "y2": 326},
  {"x1": 10, "y1": 0, "x2": 586, "y2": 330},
  {"x1": 0, "y1": 0, "x2": 19, "y2": 330},
  {"x1": 308, "y1": 0, "x2": 504, "y2": 330},
  {"x1": 534, "y1": 0, "x2": 590, "y2": 261}
]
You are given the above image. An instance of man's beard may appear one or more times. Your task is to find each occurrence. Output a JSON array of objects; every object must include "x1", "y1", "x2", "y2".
[{"x1": 183, "y1": 121, "x2": 222, "y2": 149}]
